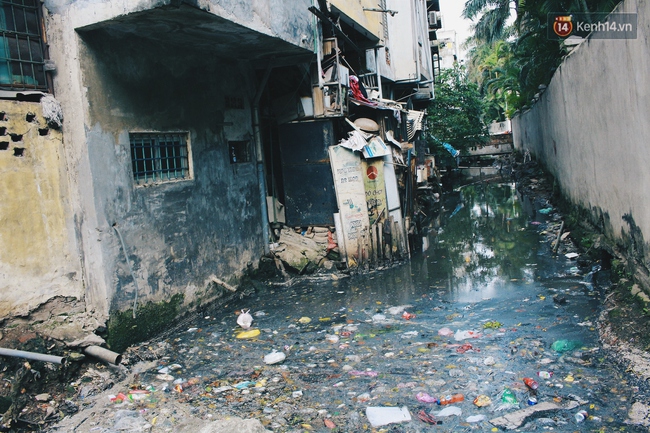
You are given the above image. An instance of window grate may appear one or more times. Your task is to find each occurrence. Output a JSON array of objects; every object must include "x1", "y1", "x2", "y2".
[
  {"x1": 129, "y1": 132, "x2": 190, "y2": 184},
  {"x1": 0, "y1": 0, "x2": 47, "y2": 91}
]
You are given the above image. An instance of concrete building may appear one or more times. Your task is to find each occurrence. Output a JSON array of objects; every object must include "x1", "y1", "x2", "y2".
[
  {"x1": 433, "y1": 29, "x2": 458, "y2": 70},
  {"x1": 0, "y1": 0, "x2": 436, "y2": 349}
]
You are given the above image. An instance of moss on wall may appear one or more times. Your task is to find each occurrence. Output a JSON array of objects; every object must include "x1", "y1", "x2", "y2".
[{"x1": 106, "y1": 293, "x2": 184, "y2": 353}]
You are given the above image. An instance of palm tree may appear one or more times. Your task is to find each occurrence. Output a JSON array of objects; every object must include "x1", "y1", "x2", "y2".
[
  {"x1": 467, "y1": 38, "x2": 521, "y2": 121},
  {"x1": 463, "y1": 0, "x2": 518, "y2": 43},
  {"x1": 465, "y1": 0, "x2": 621, "y2": 116}
]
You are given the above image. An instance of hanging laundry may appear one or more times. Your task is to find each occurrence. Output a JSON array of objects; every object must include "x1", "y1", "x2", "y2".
[{"x1": 349, "y1": 76, "x2": 376, "y2": 105}]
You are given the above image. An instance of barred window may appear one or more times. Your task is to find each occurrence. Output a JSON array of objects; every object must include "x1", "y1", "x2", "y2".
[
  {"x1": 129, "y1": 132, "x2": 191, "y2": 185},
  {"x1": 0, "y1": 0, "x2": 48, "y2": 91}
]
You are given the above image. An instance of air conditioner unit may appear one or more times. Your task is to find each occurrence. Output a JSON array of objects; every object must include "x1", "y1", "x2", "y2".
[{"x1": 428, "y1": 11, "x2": 440, "y2": 28}]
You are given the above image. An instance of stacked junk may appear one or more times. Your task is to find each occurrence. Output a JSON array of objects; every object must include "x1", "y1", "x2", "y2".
[{"x1": 268, "y1": 38, "x2": 440, "y2": 275}]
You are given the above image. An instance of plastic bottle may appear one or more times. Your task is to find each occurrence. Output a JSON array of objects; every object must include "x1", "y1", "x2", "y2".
[
  {"x1": 523, "y1": 377, "x2": 539, "y2": 390},
  {"x1": 537, "y1": 371, "x2": 553, "y2": 379},
  {"x1": 439, "y1": 393, "x2": 464, "y2": 405}
]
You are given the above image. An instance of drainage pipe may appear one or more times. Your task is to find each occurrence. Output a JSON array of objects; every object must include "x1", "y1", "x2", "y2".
[
  {"x1": 84, "y1": 346, "x2": 122, "y2": 365},
  {"x1": 253, "y1": 65, "x2": 273, "y2": 253},
  {"x1": 0, "y1": 347, "x2": 66, "y2": 365}
]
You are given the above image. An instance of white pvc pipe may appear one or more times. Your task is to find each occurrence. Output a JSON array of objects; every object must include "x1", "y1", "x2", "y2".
[{"x1": 0, "y1": 347, "x2": 66, "y2": 365}]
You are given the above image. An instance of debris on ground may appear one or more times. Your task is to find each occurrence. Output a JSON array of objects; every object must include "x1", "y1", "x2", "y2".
[{"x1": 2, "y1": 154, "x2": 650, "y2": 432}]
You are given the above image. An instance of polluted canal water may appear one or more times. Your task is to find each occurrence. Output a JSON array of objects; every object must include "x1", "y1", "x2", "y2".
[{"x1": 55, "y1": 181, "x2": 649, "y2": 432}]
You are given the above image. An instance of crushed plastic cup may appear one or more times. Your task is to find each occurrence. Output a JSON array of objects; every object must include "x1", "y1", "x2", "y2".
[{"x1": 575, "y1": 410, "x2": 588, "y2": 422}]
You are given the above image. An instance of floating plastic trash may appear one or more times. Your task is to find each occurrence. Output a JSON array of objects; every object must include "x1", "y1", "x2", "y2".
[
  {"x1": 233, "y1": 381, "x2": 256, "y2": 390},
  {"x1": 365, "y1": 406, "x2": 412, "y2": 427},
  {"x1": 416, "y1": 392, "x2": 438, "y2": 403},
  {"x1": 454, "y1": 330, "x2": 481, "y2": 341},
  {"x1": 235, "y1": 329, "x2": 260, "y2": 339},
  {"x1": 483, "y1": 320, "x2": 502, "y2": 329},
  {"x1": 551, "y1": 339, "x2": 581, "y2": 352},
  {"x1": 263, "y1": 351, "x2": 286, "y2": 365},
  {"x1": 348, "y1": 370, "x2": 378, "y2": 377},
  {"x1": 435, "y1": 406, "x2": 462, "y2": 417},
  {"x1": 473, "y1": 395, "x2": 492, "y2": 407},
  {"x1": 501, "y1": 388, "x2": 517, "y2": 404},
  {"x1": 236, "y1": 309, "x2": 253, "y2": 329}
]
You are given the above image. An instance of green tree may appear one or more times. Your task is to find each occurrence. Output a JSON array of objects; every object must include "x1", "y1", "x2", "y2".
[
  {"x1": 467, "y1": 38, "x2": 522, "y2": 121},
  {"x1": 426, "y1": 66, "x2": 489, "y2": 159}
]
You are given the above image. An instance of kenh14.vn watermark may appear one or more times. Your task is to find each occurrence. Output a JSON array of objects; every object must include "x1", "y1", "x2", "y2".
[{"x1": 548, "y1": 12, "x2": 637, "y2": 39}]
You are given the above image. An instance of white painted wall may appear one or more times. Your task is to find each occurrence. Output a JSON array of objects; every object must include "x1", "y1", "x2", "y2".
[{"x1": 512, "y1": 0, "x2": 650, "y2": 263}]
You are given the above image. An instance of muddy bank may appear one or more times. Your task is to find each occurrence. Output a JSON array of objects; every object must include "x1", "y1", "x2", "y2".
[{"x1": 513, "y1": 157, "x2": 650, "y2": 387}]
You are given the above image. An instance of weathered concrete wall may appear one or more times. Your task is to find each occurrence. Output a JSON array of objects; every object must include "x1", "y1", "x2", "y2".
[
  {"x1": 385, "y1": 0, "x2": 432, "y2": 82},
  {"x1": 512, "y1": 0, "x2": 650, "y2": 268},
  {"x1": 41, "y1": 0, "x2": 314, "y2": 321},
  {"x1": 79, "y1": 37, "x2": 263, "y2": 313},
  {"x1": 0, "y1": 101, "x2": 83, "y2": 318}
]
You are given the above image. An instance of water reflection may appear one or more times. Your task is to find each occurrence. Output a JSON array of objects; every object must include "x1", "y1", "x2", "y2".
[
  {"x1": 419, "y1": 182, "x2": 539, "y2": 303},
  {"x1": 142, "y1": 180, "x2": 645, "y2": 433}
]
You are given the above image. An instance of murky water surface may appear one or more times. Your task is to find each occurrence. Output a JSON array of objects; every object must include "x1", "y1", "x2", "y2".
[{"x1": 137, "y1": 182, "x2": 647, "y2": 432}]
